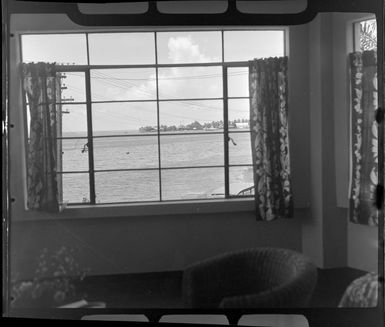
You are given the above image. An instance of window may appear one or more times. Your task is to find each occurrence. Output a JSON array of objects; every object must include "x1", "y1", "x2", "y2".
[
  {"x1": 353, "y1": 18, "x2": 377, "y2": 51},
  {"x1": 21, "y1": 30, "x2": 285, "y2": 205}
]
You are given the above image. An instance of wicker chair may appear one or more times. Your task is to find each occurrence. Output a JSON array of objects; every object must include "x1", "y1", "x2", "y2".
[{"x1": 182, "y1": 247, "x2": 317, "y2": 308}]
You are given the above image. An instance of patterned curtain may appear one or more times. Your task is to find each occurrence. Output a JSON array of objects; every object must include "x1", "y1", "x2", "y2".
[
  {"x1": 22, "y1": 62, "x2": 61, "y2": 212},
  {"x1": 349, "y1": 51, "x2": 378, "y2": 226},
  {"x1": 249, "y1": 57, "x2": 293, "y2": 221}
]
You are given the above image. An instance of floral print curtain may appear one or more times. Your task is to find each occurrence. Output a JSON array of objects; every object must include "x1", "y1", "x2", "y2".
[
  {"x1": 349, "y1": 51, "x2": 378, "y2": 226},
  {"x1": 249, "y1": 57, "x2": 293, "y2": 221},
  {"x1": 22, "y1": 62, "x2": 61, "y2": 211}
]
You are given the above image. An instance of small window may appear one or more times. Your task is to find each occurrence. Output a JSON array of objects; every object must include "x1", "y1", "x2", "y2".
[
  {"x1": 92, "y1": 102, "x2": 158, "y2": 133},
  {"x1": 91, "y1": 69, "x2": 157, "y2": 101},
  {"x1": 93, "y1": 136, "x2": 159, "y2": 170},
  {"x1": 228, "y1": 67, "x2": 249, "y2": 98},
  {"x1": 158, "y1": 66, "x2": 223, "y2": 99},
  {"x1": 158, "y1": 100, "x2": 223, "y2": 132},
  {"x1": 21, "y1": 34, "x2": 87, "y2": 65},
  {"x1": 88, "y1": 32, "x2": 155, "y2": 65},
  {"x1": 157, "y1": 31, "x2": 222, "y2": 64},
  {"x1": 224, "y1": 30, "x2": 284, "y2": 61},
  {"x1": 60, "y1": 104, "x2": 88, "y2": 137},
  {"x1": 353, "y1": 18, "x2": 377, "y2": 51}
]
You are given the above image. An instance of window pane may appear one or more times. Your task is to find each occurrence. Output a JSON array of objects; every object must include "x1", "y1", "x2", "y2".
[
  {"x1": 95, "y1": 171, "x2": 160, "y2": 203},
  {"x1": 224, "y1": 31, "x2": 284, "y2": 62},
  {"x1": 228, "y1": 67, "x2": 249, "y2": 98},
  {"x1": 159, "y1": 100, "x2": 223, "y2": 131},
  {"x1": 92, "y1": 102, "x2": 157, "y2": 134},
  {"x1": 229, "y1": 166, "x2": 254, "y2": 197},
  {"x1": 162, "y1": 167, "x2": 224, "y2": 200},
  {"x1": 228, "y1": 99, "x2": 250, "y2": 130},
  {"x1": 21, "y1": 34, "x2": 87, "y2": 65},
  {"x1": 228, "y1": 132, "x2": 252, "y2": 165},
  {"x1": 157, "y1": 31, "x2": 222, "y2": 64},
  {"x1": 358, "y1": 19, "x2": 377, "y2": 51},
  {"x1": 60, "y1": 104, "x2": 88, "y2": 137},
  {"x1": 61, "y1": 173, "x2": 90, "y2": 204},
  {"x1": 93, "y1": 136, "x2": 159, "y2": 170},
  {"x1": 91, "y1": 69, "x2": 157, "y2": 101},
  {"x1": 59, "y1": 139, "x2": 89, "y2": 172},
  {"x1": 60, "y1": 72, "x2": 86, "y2": 102},
  {"x1": 88, "y1": 32, "x2": 155, "y2": 65},
  {"x1": 158, "y1": 66, "x2": 222, "y2": 99},
  {"x1": 160, "y1": 133, "x2": 224, "y2": 168}
]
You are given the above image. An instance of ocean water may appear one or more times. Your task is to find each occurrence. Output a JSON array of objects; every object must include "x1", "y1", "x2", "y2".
[{"x1": 59, "y1": 130, "x2": 254, "y2": 204}]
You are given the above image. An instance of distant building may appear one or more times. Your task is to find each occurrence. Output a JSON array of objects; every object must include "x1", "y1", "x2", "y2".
[{"x1": 235, "y1": 122, "x2": 249, "y2": 129}]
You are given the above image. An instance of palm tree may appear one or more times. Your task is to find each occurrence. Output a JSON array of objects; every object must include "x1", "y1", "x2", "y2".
[{"x1": 360, "y1": 19, "x2": 377, "y2": 51}]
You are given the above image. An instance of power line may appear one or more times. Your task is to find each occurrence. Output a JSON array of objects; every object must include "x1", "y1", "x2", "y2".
[
  {"x1": 91, "y1": 70, "x2": 229, "y2": 112},
  {"x1": 61, "y1": 91, "x2": 222, "y2": 126},
  {"x1": 60, "y1": 70, "x2": 248, "y2": 124},
  {"x1": 65, "y1": 70, "x2": 247, "y2": 81}
]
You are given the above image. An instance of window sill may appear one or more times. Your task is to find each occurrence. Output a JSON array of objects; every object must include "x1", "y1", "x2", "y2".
[
  {"x1": 12, "y1": 198, "x2": 311, "y2": 222},
  {"x1": 13, "y1": 198, "x2": 257, "y2": 221},
  {"x1": 65, "y1": 198, "x2": 257, "y2": 218}
]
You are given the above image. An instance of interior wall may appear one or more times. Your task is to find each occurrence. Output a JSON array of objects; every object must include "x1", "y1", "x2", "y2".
[
  {"x1": 303, "y1": 12, "x2": 378, "y2": 272},
  {"x1": 303, "y1": 13, "x2": 324, "y2": 267},
  {"x1": 11, "y1": 211, "x2": 305, "y2": 280},
  {"x1": 331, "y1": 12, "x2": 379, "y2": 273},
  {"x1": 318, "y1": 13, "x2": 348, "y2": 269},
  {"x1": 348, "y1": 222, "x2": 378, "y2": 272},
  {"x1": 301, "y1": 11, "x2": 379, "y2": 271},
  {"x1": 304, "y1": 12, "x2": 349, "y2": 269}
]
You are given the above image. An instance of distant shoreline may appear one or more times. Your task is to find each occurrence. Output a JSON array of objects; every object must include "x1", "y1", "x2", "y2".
[
  {"x1": 62, "y1": 127, "x2": 250, "y2": 137},
  {"x1": 139, "y1": 120, "x2": 249, "y2": 133}
]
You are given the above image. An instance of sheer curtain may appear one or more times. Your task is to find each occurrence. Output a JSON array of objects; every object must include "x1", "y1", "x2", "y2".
[
  {"x1": 22, "y1": 62, "x2": 61, "y2": 211},
  {"x1": 248, "y1": 57, "x2": 293, "y2": 221},
  {"x1": 349, "y1": 50, "x2": 378, "y2": 226}
]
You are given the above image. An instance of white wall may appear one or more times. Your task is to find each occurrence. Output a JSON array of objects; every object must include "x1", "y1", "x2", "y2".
[
  {"x1": 348, "y1": 222, "x2": 378, "y2": 272},
  {"x1": 11, "y1": 211, "x2": 305, "y2": 279},
  {"x1": 301, "y1": 12, "x2": 350, "y2": 269},
  {"x1": 331, "y1": 12, "x2": 378, "y2": 273},
  {"x1": 299, "y1": 12, "x2": 378, "y2": 271}
]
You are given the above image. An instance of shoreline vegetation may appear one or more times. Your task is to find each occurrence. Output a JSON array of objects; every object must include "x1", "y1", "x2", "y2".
[
  {"x1": 61, "y1": 120, "x2": 250, "y2": 137},
  {"x1": 139, "y1": 119, "x2": 250, "y2": 132}
]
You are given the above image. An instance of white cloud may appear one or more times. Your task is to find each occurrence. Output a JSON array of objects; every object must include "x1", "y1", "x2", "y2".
[{"x1": 167, "y1": 36, "x2": 211, "y2": 63}]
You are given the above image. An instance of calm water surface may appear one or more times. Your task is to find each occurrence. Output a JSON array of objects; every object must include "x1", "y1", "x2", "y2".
[{"x1": 60, "y1": 130, "x2": 253, "y2": 204}]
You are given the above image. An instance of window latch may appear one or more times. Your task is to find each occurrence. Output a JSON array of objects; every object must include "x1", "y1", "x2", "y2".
[
  {"x1": 228, "y1": 137, "x2": 237, "y2": 146},
  {"x1": 81, "y1": 143, "x2": 88, "y2": 153}
]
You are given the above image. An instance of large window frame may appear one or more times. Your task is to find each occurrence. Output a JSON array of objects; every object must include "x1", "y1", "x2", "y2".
[{"x1": 21, "y1": 29, "x2": 286, "y2": 207}]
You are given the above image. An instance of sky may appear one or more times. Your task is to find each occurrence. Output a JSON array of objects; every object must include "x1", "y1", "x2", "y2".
[{"x1": 22, "y1": 31, "x2": 284, "y2": 133}]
